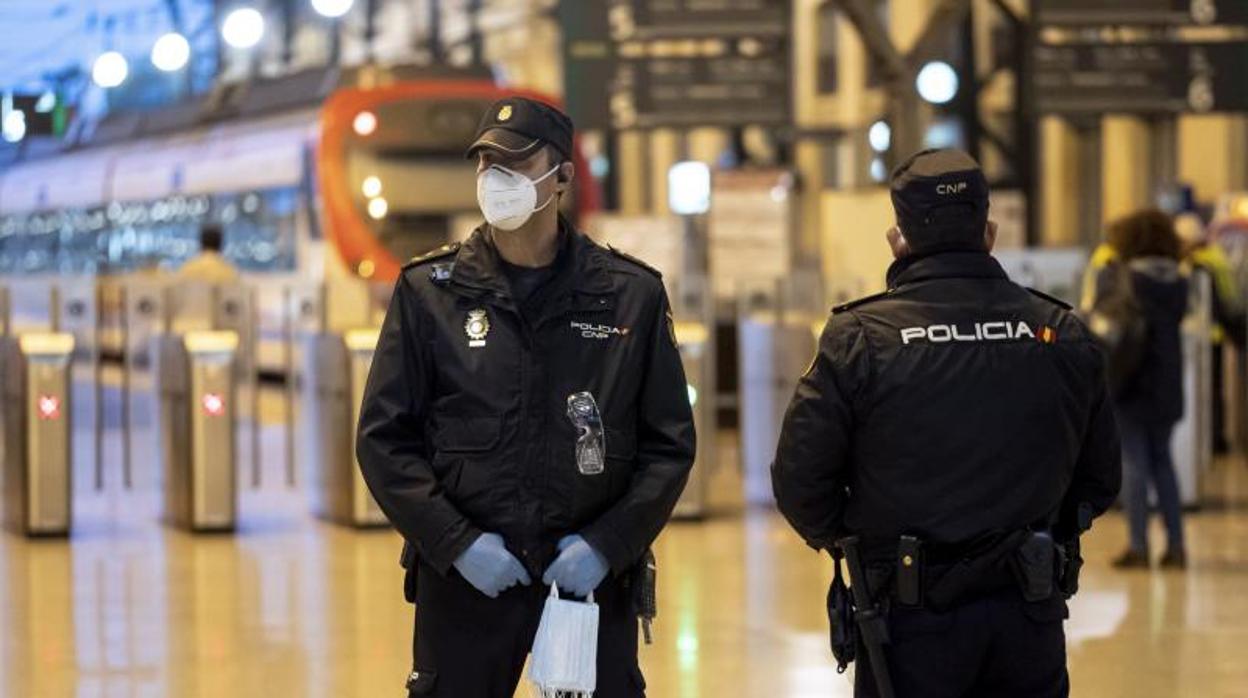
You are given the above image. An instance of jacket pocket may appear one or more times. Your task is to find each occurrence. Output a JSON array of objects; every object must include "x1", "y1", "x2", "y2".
[
  {"x1": 433, "y1": 415, "x2": 504, "y2": 453},
  {"x1": 569, "y1": 426, "x2": 636, "y2": 521},
  {"x1": 605, "y1": 427, "x2": 637, "y2": 464},
  {"x1": 432, "y1": 415, "x2": 505, "y2": 506}
]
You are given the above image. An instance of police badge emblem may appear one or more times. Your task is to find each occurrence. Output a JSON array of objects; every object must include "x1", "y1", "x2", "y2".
[{"x1": 465, "y1": 309, "x2": 490, "y2": 348}]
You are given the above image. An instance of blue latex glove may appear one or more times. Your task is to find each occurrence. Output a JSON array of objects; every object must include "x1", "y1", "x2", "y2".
[
  {"x1": 453, "y1": 532, "x2": 531, "y2": 598},
  {"x1": 542, "y1": 534, "x2": 609, "y2": 598}
]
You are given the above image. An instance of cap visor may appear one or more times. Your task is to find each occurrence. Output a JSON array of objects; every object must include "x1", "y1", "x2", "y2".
[{"x1": 465, "y1": 128, "x2": 543, "y2": 160}]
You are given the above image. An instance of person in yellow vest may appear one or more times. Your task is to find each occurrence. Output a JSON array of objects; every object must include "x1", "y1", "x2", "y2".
[
  {"x1": 178, "y1": 224, "x2": 240, "y2": 284},
  {"x1": 1083, "y1": 209, "x2": 1245, "y2": 454},
  {"x1": 1079, "y1": 240, "x2": 1119, "y2": 312},
  {"x1": 1177, "y1": 213, "x2": 1245, "y2": 454}
]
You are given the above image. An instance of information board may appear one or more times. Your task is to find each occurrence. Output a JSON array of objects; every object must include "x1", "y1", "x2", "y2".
[
  {"x1": 1035, "y1": 0, "x2": 1248, "y2": 26},
  {"x1": 1034, "y1": 41, "x2": 1248, "y2": 114},
  {"x1": 561, "y1": 0, "x2": 792, "y2": 129}
]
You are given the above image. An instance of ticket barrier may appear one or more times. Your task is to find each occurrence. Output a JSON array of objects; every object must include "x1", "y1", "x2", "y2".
[
  {"x1": 674, "y1": 321, "x2": 714, "y2": 519},
  {"x1": 155, "y1": 330, "x2": 239, "y2": 532},
  {"x1": 737, "y1": 314, "x2": 820, "y2": 506},
  {"x1": 1174, "y1": 274, "x2": 1215, "y2": 507},
  {"x1": 1, "y1": 332, "x2": 75, "y2": 536},
  {"x1": 300, "y1": 328, "x2": 386, "y2": 527}
]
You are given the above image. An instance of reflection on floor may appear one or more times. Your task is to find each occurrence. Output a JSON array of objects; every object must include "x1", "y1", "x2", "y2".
[{"x1": 3, "y1": 411, "x2": 1248, "y2": 697}]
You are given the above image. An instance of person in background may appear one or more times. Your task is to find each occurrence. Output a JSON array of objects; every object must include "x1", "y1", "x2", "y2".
[
  {"x1": 1176, "y1": 211, "x2": 1246, "y2": 455},
  {"x1": 1080, "y1": 237, "x2": 1120, "y2": 313},
  {"x1": 1098, "y1": 210, "x2": 1190, "y2": 570},
  {"x1": 178, "y1": 223, "x2": 239, "y2": 284}
]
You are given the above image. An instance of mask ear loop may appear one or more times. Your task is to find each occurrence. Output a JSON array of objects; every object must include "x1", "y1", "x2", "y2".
[{"x1": 531, "y1": 163, "x2": 562, "y2": 213}]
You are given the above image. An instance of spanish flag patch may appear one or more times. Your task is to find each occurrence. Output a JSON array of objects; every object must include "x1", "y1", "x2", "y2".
[{"x1": 1039, "y1": 326, "x2": 1058, "y2": 344}]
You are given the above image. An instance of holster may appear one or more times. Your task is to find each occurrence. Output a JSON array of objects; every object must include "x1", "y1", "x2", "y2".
[
  {"x1": 826, "y1": 548, "x2": 857, "y2": 672},
  {"x1": 400, "y1": 541, "x2": 418, "y2": 604},
  {"x1": 628, "y1": 548, "x2": 658, "y2": 644},
  {"x1": 1009, "y1": 531, "x2": 1056, "y2": 602},
  {"x1": 1056, "y1": 536, "x2": 1083, "y2": 599}
]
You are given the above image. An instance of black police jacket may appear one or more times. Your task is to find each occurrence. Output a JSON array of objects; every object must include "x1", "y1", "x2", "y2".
[
  {"x1": 772, "y1": 251, "x2": 1122, "y2": 552},
  {"x1": 356, "y1": 221, "x2": 696, "y2": 579}
]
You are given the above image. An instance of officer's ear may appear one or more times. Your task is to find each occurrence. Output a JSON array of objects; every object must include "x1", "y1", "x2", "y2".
[
  {"x1": 886, "y1": 226, "x2": 911, "y2": 259},
  {"x1": 556, "y1": 160, "x2": 575, "y2": 194},
  {"x1": 984, "y1": 220, "x2": 999, "y2": 253}
]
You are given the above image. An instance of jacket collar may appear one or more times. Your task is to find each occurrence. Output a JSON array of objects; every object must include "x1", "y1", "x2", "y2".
[
  {"x1": 449, "y1": 215, "x2": 614, "y2": 299},
  {"x1": 886, "y1": 250, "x2": 1009, "y2": 289}
]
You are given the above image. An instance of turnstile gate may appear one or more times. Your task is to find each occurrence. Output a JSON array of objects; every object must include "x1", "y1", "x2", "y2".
[
  {"x1": 301, "y1": 328, "x2": 386, "y2": 527},
  {"x1": 2, "y1": 332, "x2": 75, "y2": 536},
  {"x1": 737, "y1": 315, "x2": 820, "y2": 506},
  {"x1": 1175, "y1": 273, "x2": 1215, "y2": 506},
  {"x1": 674, "y1": 321, "x2": 714, "y2": 519},
  {"x1": 156, "y1": 330, "x2": 239, "y2": 532}
]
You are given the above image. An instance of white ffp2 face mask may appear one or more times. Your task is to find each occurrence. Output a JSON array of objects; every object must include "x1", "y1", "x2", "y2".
[{"x1": 476, "y1": 163, "x2": 559, "y2": 231}]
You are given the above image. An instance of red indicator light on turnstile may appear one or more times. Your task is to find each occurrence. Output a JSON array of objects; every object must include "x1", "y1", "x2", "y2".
[
  {"x1": 202, "y1": 393, "x2": 225, "y2": 417},
  {"x1": 37, "y1": 395, "x2": 61, "y2": 420}
]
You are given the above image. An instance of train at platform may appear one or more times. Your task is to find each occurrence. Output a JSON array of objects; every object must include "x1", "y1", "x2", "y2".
[{"x1": 0, "y1": 65, "x2": 597, "y2": 371}]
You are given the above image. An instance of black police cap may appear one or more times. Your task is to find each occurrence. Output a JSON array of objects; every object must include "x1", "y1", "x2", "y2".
[
  {"x1": 890, "y1": 149, "x2": 990, "y2": 253},
  {"x1": 466, "y1": 97, "x2": 574, "y2": 164}
]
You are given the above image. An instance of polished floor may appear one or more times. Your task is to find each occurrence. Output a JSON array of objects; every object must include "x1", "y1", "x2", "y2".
[{"x1": 3, "y1": 382, "x2": 1248, "y2": 696}]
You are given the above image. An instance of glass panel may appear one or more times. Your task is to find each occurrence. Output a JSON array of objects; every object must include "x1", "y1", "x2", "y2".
[{"x1": 0, "y1": 187, "x2": 300, "y2": 275}]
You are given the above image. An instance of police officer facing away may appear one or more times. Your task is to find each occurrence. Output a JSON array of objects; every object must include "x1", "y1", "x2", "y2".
[
  {"x1": 356, "y1": 97, "x2": 695, "y2": 697},
  {"x1": 772, "y1": 149, "x2": 1121, "y2": 697}
]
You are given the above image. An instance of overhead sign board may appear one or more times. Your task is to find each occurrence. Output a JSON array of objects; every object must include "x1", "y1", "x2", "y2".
[
  {"x1": 1033, "y1": 41, "x2": 1248, "y2": 114},
  {"x1": 1035, "y1": 0, "x2": 1248, "y2": 26},
  {"x1": 615, "y1": 0, "x2": 790, "y2": 38},
  {"x1": 561, "y1": 0, "x2": 792, "y2": 130}
]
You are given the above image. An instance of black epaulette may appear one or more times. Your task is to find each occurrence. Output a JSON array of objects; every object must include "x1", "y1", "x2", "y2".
[
  {"x1": 607, "y1": 245, "x2": 663, "y2": 278},
  {"x1": 403, "y1": 242, "x2": 460, "y2": 286},
  {"x1": 1026, "y1": 287, "x2": 1073, "y2": 311},
  {"x1": 403, "y1": 242, "x2": 460, "y2": 270},
  {"x1": 832, "y1": 289, "x2": 893, "y2": 314}
]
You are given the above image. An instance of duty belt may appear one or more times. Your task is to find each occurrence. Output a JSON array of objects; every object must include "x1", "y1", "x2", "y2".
[{"x1": 863, "y1": 530, "x2": 1068, "y2": 613}]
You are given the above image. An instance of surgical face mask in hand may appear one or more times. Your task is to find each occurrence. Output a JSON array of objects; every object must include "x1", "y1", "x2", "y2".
[
  {"x1": 528, "y1": 584, "x2": 599, "y2": 698},
  {"x1": 476, "y1": 163, "x2": 559, "y2": 231}
]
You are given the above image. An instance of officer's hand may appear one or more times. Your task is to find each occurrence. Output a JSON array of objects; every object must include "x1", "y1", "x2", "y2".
[
  {"x1": 452, "y1": 532, "x2": 532, "y2": 598},
  {"x1": 542, "y1": 535, "x2": 609, "y2": 598}
]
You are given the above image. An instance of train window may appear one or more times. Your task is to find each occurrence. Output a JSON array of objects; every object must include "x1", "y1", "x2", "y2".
[
  {"x1": 213, "y1": 187, "x2": 299, "y2": 272},
  {"x1": 0, "y1": 186, "x2": 299, "y2": 275}
]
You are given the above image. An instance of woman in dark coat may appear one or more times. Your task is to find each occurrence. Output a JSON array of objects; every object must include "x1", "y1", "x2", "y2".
[{"x1": 1096, "y1": 210, "x2": 1189, "y2": 569}]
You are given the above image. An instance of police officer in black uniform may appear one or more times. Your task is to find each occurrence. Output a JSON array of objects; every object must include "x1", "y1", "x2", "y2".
[
  {"x1": 356, "y1": 96, "x2": 695, "y2": 697},
  {"x1": 771, "y1": 149, "x2": 1121, "y2": 697}
]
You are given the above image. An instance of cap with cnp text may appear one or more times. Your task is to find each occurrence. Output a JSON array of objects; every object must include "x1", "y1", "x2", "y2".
[
  {"x1": 890, "y1": 148, "x2": 990, "y2": 254},
  {"x1": 466, "y1": 97, "x2": 574, "y2": 164}
]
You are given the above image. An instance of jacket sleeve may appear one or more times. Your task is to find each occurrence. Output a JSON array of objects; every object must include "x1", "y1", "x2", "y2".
[
  {"x1": 582, "y1": 288, "x2": 696, "y2": 573},
  {"x1": 356, "y1": 275, "x2": 481, "y2": 575},
  {"x1": 1057, "y1": 342, "x2": 1122, "y2": 538},
  {"x1": 771, "y1": 312, "x2": 868, "y2": 551}
]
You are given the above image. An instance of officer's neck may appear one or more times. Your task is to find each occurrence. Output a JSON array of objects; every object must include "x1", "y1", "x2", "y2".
[{"x1": 490, "y1": 207, "x2": 561, "y2": 268}]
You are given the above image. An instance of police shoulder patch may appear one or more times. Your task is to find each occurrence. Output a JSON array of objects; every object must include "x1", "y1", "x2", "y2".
[
  {"x1": 403, "y1": 242, "x2": 461, "y2": 270},
  {"x1": 607, "y1": 245, "x2": 663, "y2": 278},
  {"x1": 832, "y1": 289, "x2": 893, "y2": 314},
  {"x1": 1025, "y1": 287, "x2": 1073, "y2": 311}
]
